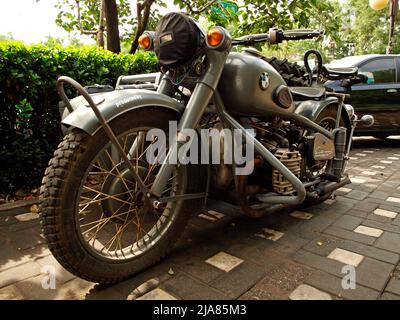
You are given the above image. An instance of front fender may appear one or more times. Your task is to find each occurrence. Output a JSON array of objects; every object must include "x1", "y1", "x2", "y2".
[{"x1": 62, "y1": 89, "x2": 185, "y2": 135}]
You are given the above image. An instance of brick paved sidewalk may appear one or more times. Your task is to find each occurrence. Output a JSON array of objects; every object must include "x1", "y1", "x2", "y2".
[{"x1": 1, "y1": 137, "x2": 400, "y2": 300}]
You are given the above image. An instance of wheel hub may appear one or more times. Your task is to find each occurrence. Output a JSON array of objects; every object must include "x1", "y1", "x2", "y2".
[{"x1": 100, "y1": 163, "x2": 154, "y2": 222}]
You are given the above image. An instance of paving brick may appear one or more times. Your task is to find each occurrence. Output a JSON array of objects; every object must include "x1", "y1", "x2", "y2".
[
  {"x1": 356, "y1": 258, "x2": 394, "y2": 291},
  {"x1": 328, "y1": 248, "x2": 364, "y2": 267},
  {"x1": 0, "y1": 262, "x2": 42, "y2": 288},
  {"x1": 302, "y1": 236, "x2": 345, "y2": 257},
  {"x1": 393, "y1": 216, "x2": 400, "y2": 227},
  {"x1": 337, "y1": 187, "x2": 352, "y2": 194},
  {"x1": 340, "y1": 239, "x2": 399, "y2": 265},
  {"x1": 163, "y1": 273, "x2": 229, "y2": 300},
  {"x1": 6, "y1": 228, "x2": 44, "y2": 251},
  {"x1": 346, "y1": 209, "x2": 369, "y2": 219},
  {"x1": 175, "y1": 255, "x2": 224, "y2": 284},
  {"x1": 56, "y1": 278, "x2": 95, "y2": 299},
  {"x1": 289, "y1": 284, "x2": 332, "y2": 300},
  {"x1": 375, "y1": 232, "x2": 400, "y2": 254},
  {"x1": 0, "y1": 215, "x2": 18, "y2": 227},
  {"x1": 367, "y1": 213, "x2": 395, "y2": 224},
  {"x1": 374, "y1": 208, "x2": 398, "y2": 219},
  {"x1": 324, "y1": 226, "x2": 376, "y2": 245},
  {"x1": 210, "y1": 261, "x2": 266, "y2": 299},
  {"x1": 305, "y1": 270, "x2": 379, "y2": 300},
  {"x1": 290, "y1": 211, "x2": 314, "y2": 220},
  {"x1": 292, "y1": 249, "x2": 344, "y2": 277},
  {"x1": 380, "y1": 292, "x2": 400, "y2": 300},
  {"x1": 362, "y1": 219, "x2": 400, "y2": 235},
  {"x1": 386, "y1": 278, "x2": 400, "y2": 296},
  {"x1": 0, "y1": 285, "x2": 25, "y2": 299},
  {"x1": 387, "y1": 197, "x2": 400, "y2": 204},
  {"x1": 270, "y1": 232, "x2": 310, "y2": 255},
  {"x1": 0, "y1": 219, "x2": 40, "y2": 234},
  {"x1": 205, "y1": 251, "x2": 244, "y2": 272},
  {"x1": 354, "y1": 225, "x2": 383, "y2": 238},
  {"x1": 225, "y1": 242, "x2": 287, "y2": 271},
  {"x1": 324, "y1": 202, "x2": 355, "y2": 215},
  {"x1": 333, "y1": 215, "x2": 363, "y2": 230},
  {"x1": 15, "y1": 212, "x2": 39, "y2": 222},
  {"x1": 370, "y1": 191, "x2": 390, "y2": 200},
  {"x1": 334, "y1": 196, "x2": 358, "y2": 206},
  {"x1": 254, "y1": 228, "x2": 285, "y2": 241},
  {"x1": 0, "y1": 235, "x2": 31, "y2": 272},
  {"x1": 137, "y1": 288, "x2": 177, "y2": 300},
  {"x1": 184, "y1": 238, "x2": 231, "y2": 260},
  {"x1": 290, "y1": 215, "x2": 334, "y2": 240},
  {"x1": 352, "y1": 183, "x2": 378, "y2": 193},
  {"x1": 353, "y1": 201, "x2": 379, "y2": 213},
  {"x1": 14, "y1": 274, "x2": 59, "y2": 300},
  {"x1": 239, "y1": 260, "x2": 313, "y2": 300},
  {"x1": 345, "y1": 190, "x2": 369, "y2": 201}
]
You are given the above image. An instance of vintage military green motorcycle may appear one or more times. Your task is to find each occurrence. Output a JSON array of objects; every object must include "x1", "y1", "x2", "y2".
[{"x1": 40, "y1": 12, "x2": 373, "y2": 284}]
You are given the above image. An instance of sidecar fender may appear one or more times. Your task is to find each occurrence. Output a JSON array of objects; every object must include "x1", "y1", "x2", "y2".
[{"x1": 62, "y1": 89, "x2": 185, "y2": 135}]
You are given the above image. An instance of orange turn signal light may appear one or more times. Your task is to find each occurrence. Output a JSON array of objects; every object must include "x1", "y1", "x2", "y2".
[
  {"x1": 139, "y1": 33, "x2": 152, "y2": 50},
  {"x1": 207, "y1": 28, "x2": 224, "y2": 47}
]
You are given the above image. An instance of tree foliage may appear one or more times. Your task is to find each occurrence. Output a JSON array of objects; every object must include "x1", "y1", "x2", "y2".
[
  {"x1": 344, "y1": 0, "x2": 400, "y2": 54},
  {"x1": 0, "y1": 41, "x2": 158, "y2": 194},
  {"x1": 55, "y1": 0, "x2": 166, "y2": 53}
]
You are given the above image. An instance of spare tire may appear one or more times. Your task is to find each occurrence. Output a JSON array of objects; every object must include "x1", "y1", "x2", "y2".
[{"x1": 263, "y1": 57, "x2": 310, "y2": 87}]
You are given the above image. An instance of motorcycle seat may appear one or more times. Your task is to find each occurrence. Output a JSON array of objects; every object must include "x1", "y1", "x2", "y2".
[
  {"x1": 290, "y1": 87, "x2": 326, "y2": 100},
  {"x1": 322, "y1": 66, "x2": 359, "y2": 79}
]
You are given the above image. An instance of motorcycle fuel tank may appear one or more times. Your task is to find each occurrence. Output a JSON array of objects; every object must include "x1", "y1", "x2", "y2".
[{"x1": 218, "y1": 51, "x2": 295, "y2": 117}]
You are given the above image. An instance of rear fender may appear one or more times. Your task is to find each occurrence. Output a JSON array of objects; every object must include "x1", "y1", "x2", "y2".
[
  {"x1": 294, "y1": 96, "x2": 351, "y2": 130},
  {"x1": 62, "y1": 89, "x2": 184, "y2": 136}
]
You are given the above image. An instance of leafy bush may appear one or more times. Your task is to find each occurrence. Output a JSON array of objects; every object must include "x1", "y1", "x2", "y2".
[{"x1": 0, "y1": 42, "x2": 158, "y2": 194}]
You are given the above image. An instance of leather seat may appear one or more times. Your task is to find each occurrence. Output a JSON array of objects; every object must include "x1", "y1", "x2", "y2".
[
  {"x1": 290, "y1": 87, "x2": 326, "y2": 100},
  {"x1": 322, "y1": 66, "x2": 359, "y2": 79}
]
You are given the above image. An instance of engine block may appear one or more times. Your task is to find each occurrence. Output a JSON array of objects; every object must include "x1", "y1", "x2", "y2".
[{"x1": 272, "y1": 148, "x2": 302, "y2": 195}]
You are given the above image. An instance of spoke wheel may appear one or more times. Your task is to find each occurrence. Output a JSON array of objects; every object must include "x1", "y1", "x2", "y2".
[
  {"x1": 40, "y1": 108, "x2": 189, "y2": 283},
  {"x1": 77, "y1": 128, "x2": 182, "y2": 261}
]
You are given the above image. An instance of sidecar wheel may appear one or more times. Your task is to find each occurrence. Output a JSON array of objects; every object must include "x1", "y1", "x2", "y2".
[{"x1": 40, "y1": 108, "x2": 191, "y2": 284}]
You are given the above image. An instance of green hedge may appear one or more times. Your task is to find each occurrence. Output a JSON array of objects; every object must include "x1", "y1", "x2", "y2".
[{"x1": 0, "y1": 42, "x2": 158, "y2": 194}]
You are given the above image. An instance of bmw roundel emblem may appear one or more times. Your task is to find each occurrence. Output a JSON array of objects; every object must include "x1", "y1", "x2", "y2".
[{"x1": 259, "y1": 72, "x2": 270, "y2": 90}]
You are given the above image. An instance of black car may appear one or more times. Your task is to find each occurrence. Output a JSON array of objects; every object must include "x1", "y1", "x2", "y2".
[{"x1": 325, "y1": 54, "x2": 400, "y2": 138}]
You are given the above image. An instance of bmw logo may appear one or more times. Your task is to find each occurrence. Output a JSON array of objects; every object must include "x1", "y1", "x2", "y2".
[{"x1": 259, "y1": 72, "x2": 270, "y2": 90}]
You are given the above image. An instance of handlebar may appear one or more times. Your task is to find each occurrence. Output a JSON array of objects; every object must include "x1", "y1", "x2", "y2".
[{"x1": 232, "y1": 28, "x2": 323, "y2": 46}]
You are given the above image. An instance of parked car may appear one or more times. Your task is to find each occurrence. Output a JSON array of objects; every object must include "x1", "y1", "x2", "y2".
[{"x1": 325, "y1": 54, "x2": 400, "y2": 138}]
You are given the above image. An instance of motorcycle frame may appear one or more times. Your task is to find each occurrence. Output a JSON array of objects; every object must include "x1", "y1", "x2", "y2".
[{"x1": 58, "y1": 47, "x2": 352, "y2": 208}]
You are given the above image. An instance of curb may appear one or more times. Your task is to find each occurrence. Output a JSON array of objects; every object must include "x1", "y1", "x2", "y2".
[{"x1": 0, "y1": 198, "x2": 39, "y2": 217}]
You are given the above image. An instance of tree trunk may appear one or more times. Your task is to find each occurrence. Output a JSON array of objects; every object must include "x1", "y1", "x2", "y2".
[
  {"x1": 104, "y1": 0, "x2": 121, "y2": 53},
  {"x1": 129, "y1": 0, "x2": 155, "y2": 54},
  {"x1": 97, "y1": 0, "x2": 106, "y2": 48}
]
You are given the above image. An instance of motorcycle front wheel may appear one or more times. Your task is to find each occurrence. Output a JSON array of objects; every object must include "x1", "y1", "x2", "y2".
[{"x1": 40, "y1": 107, "x2": 189, "y2": 284}]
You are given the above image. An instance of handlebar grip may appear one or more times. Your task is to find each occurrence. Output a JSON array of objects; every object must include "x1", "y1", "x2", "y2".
[
  {"x1": 232, "y1": 33, "x2": 269, "y2": 46},
  {"x1": 283, "y1": 29, "x2": 323, "y2": 41}
]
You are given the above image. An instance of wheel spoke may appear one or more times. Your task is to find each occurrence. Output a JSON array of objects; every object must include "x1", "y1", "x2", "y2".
[{"x1": 76, "y1": 127, "x2": 182, "y2": 260}]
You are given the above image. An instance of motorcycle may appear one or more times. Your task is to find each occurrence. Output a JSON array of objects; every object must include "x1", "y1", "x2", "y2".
[{"x1": 40, "y1": 12, "x2": 374, "y2": 284}]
